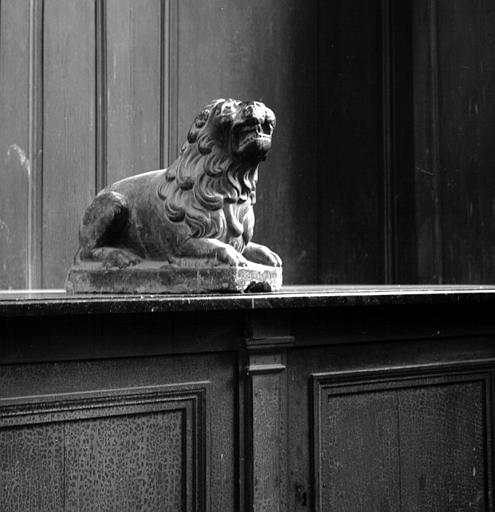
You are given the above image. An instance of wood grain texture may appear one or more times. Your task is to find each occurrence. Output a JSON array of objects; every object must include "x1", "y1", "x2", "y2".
[
  {"x1": 413, "y1": 0, "x2": 495, "y2": 284},
  {"x1": 288, "y1": 339, "x2": 495, "y2": 512},
  {"x1": 381, "y1": 0, "x2": 417, "y2": 283},
  {"x1": 312, "y1": 368, "x2": 493, "y2": 512},
  {"x1": 399, "y1": 382, "x2": 487, "y2": 511},
  {"x1": 247, "y1": 352, "x2": 288, "y2": 512},
  {"x1": 0, "y1": 351, "x2": 237, "y2": 511},
  {"x1": 0, "y1": 424, "x2": 64, "y2": 511},
  {"x1": 413, "y1": 0, "x2": 442, "y2": 283},
  {"x1": 436, "y1": 0, "x2": 495, "y2": 284},
  {"x1": 317, "y1": 391, "x2": 400, "y2": 512},
  {"x1": 106, "y1": 0, "x2": 162, "y2": 184},
  {"x1": 177, "y1": 0, "x2": 319, "y2": 284},
  {"x1": 0, "y1": 0, "x2": 30, "y2": 289},
  {"x1": 42, "y1": 0, "x2": 95, "y2": 288},
  {"x1": 0, "y1": 384, "x2": 208, "y2": 512},
  {"x1": 65, "y1": 412, "x2": 185, "y2": 511},
  {"x1": 318, "y1": 0, "x2": 384, "y2": 284}
]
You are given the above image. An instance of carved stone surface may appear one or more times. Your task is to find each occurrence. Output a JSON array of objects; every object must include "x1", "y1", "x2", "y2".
[
  {"x1": 66, "y1": 99, "x2": 282, "y2": 293},
  {"x1": 66, "y1": 261, "x2": 282, "y2": 294}
]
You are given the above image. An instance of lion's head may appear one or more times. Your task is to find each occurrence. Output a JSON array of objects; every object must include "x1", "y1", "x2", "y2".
[
  {"x1": 187, "y1": 98, "x2": 276, "y2": 161},
  {"x1": 159, "y1": 99, "x2": 276, "y2": 242}
]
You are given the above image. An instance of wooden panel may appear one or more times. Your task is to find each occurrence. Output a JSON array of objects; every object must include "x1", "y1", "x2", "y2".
[
  {"x1": 246, "y1": 352, "x2": 288, "y2": 512},
  {"x1": 0, "y1": 424, "x2": 64, "y2": 511},
  {"x1": 399, "y1": 382, "x2": 487, "y2": 511},
  {"x1": 105, "y1": 0, "x2": 162, "y2": 184},
  {"x1": 413, "y1": 0, "x2": 495, "y2": 283},
  {"x1": 65, "y1": 413, "x2": 185, "y2": 510},
  {"x1": 383, "y1": 0, "x2": 417, "y2": 283},
  {"x1": 436, "y1": 0, "x2": 495, "y2": 283},
  {"x1": 315, "y1": 391, "x2": 400, "y2": 511},
  {"x1": 318, "y1": 0, "x2": 384, "y2": 284},
  {"x1": 0, "y1": 0, "x2": 30, "y2": 289},
  {"x1": 42, "y1": 0, "x2": 96, "y2": 288},
  {"x1": 0, "y1": 351, "x2": 236, "y2": 511},
  {"x1": 313, "y1": 368, "x2": 493, "y2": 512},
  {"x1": 413, "y1": 0, "x2": 443, "y2": 283},
  {"x1": 177, "y1": 0, "x2": 318, "y2": 284},
  {"x1": 0, "y1": 384, "x2": 207, "y2": 512}
]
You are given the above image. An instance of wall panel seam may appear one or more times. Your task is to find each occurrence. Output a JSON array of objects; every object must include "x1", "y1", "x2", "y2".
[
  {"x1": 95, "y1": 0, "x2": 107, "y2": 192},
  {"x1": 160, "y1": 0, "x2": 179, "y2": 168},
  {"x1": 28, "y1": 0, "x2": 44, "y2": 289}
]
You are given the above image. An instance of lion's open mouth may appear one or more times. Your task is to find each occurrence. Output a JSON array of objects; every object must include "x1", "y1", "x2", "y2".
[{"x1": 234, "y1": 119, "x2": 272, "y2": 154}]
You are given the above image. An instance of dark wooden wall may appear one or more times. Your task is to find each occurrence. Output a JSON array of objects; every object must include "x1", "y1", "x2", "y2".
[
  {"x1": 413, "y1": 0, "x2": 495, "y2": 283},
  {"x1": 1, "y1": 0, "x2": 495, "y2": 288},
  {"x1": 0, "y1": 0, "x2": 319, "y2": 289}
]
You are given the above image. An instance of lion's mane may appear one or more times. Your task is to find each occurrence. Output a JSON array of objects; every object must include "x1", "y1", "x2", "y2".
[{"x1": 158, "y1": 102, "x2": 258, "y2": 241}]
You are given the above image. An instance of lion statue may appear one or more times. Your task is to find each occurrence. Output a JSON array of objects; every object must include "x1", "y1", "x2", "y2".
[{"x1": 74, "y1": 98, "x2": 282, "y2": 271}]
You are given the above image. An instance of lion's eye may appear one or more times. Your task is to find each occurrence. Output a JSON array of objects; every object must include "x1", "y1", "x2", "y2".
[{"x1": 262, "y1": 120, "x2": 272, "y2": 135}]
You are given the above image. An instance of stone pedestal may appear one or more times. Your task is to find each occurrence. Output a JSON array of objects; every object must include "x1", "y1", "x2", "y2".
[{"x1": 65, "y1": 261, "x2": 282, "y2": 294}]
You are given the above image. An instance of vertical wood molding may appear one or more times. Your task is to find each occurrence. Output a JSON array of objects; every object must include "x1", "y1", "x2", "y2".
[
  {"x1": 380, "y1": 0, "x2": 417, "y2": 283},
  {"x1": 428, "y1": 0, "x2": 444, "y2": 283},
  {"x1": 245, "y1": 352, "x2": 288, "y2": 512},
  {"x1": 95, "y1": 0, "x2": 107, "y2": 192},
  {"x1": 28, "y1": 0, "x2": 44, "y2": 288},
  {"x1": 160, "y1": 0, "x2": 179, "y2": 168},
  {"x1": 244, "y1": 314, "x2": 293, "y2": 512},
  {"x1": 381, "y1": 0, "x2": 395, "y2": 284}
]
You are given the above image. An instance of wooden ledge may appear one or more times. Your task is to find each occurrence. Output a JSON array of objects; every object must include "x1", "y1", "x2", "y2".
[{"x1": 1, "y1": 285, "x2": 495, "y2": 318}]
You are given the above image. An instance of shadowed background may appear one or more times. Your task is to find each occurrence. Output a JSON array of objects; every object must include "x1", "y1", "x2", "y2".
[{"x1": 1, "y1": 0, "x2": 494, "y2": 288}]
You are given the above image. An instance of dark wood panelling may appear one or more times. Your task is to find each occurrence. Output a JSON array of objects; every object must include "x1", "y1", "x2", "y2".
[
  {"x1": 314, "y1": 390, "x2": 400, "y2": 511},
  {"x1": 413, "y1": 0, "x2": 444, "y2": 284},
  {"x1": 0, "y1": 424, "x2": 64, "y2": 511},
  {"x1": 27, "y1": 0, "x2": 44, "y2": 288},
  {"x1": 288, "y1": 336, "x2": 495, "y2": 512},
  {"x1": 245, "y1": 351, "x2": 289, "y2": 512},
  {"x1": 318, "y1": 0, "x2": 383, "y2": 284},
  {"x1": 95, "y1": 0, "x2": 107, "y2": 192},
  {"x1": 312, "y1": 368, "x2": 493, "y2": 512},
  {"x1": 399, "y1": 382, "x2": 488, "y2": 510},
  {"x1": 42, "y1": 0, "x2": 96, "y2": 288},
  {"x1": 436, "y1": 0, "x2": 495, "y2": 283},
  {"x1": 161, "y1": 0, "x2": 179, "y2": 167},
  {"x1": 0, "y1": 352, "x2": 235, "y2": 511},
  {"x1": 177, "y1": 0, "x2": 319, "y2": 284},
  {"x1": 0, "y1": 384, "x2": 208, "y2": 511},
  {"x1": 414, "y1": 0, "x2": 495, "y2": 284},
  {"x1": 0, "y1": 0, "x2": 30, "y2": 289},
  {"x1": 382, "y1": 0, "x2": 417, "y2": 283},
  {"x1": 105, "y1": 0, "x2": 162, "y2": 184},
  {"x1": 2, "y1": 1, "x2": 495, "y2": 288}
]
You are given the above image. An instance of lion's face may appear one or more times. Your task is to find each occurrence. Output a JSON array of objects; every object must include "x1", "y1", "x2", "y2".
[{"x1": 187, "y1": 99, "x2": 276, "y2": 162}]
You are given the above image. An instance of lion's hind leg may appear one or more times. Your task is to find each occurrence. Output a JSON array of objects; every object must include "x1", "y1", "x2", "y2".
[{"x1": 76, "y1": 191, "x2": 142, "y2": 268}]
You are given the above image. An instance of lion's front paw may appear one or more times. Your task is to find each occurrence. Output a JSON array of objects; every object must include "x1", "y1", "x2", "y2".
[
  {"x1": 243, "y1": 243, "x2": 282, "y2": 267},
  {"x1": 216, "y1": 245, "x2": 248, "y2": 267},
  {"x1": 92, "y1": 247, "x2": 142, "y2": 269}
]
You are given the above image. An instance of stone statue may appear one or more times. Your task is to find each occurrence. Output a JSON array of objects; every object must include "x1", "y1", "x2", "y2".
[{"x1": 66, "y1": 99, "x2": 282, "y2": 293}]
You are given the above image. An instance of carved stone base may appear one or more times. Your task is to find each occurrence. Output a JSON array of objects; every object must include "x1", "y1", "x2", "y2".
[{"x1": 65, "y1": 261, "x2": 282, "y2": 294}]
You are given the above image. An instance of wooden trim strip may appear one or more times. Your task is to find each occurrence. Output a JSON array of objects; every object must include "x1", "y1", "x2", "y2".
[
  {"x1": 95, "y1": 0, "x2": 107, "y2": 192},
  {"x1": 160, "y1": 0, "x2": 179, "y2": 168},
  {"x1": 28, "y1": 0, "x2": 44, "y2": 289},
  {"x1": 428, "y1": 0, "x2": 444, "y2": 283}
]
